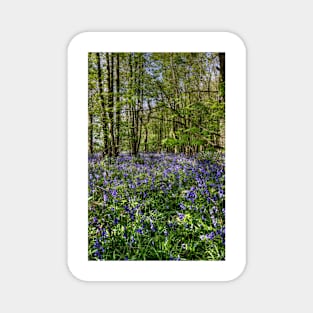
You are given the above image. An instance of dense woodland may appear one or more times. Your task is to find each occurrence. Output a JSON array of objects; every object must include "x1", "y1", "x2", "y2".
[
  {"x1": 88, "y1": 52, "x2": 225, "y2": 157},
  {"x1": 88, "y1": 52, "x2": 226, "y2": 260}
]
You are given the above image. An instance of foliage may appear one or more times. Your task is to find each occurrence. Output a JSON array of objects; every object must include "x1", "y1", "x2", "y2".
[
  {"x1": 88, "y1": 52, "x2": 225, "y2": 155},
  {"x1": 87, "y1": 52, "x2": 226, "y2": 261},
  {"x1": 88, "y1": 153, "x2": 225, "y2": 261}
]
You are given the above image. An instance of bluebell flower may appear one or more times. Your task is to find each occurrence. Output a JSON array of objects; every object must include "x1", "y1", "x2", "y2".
[
  {"x1": 94, "y1": 251, "x2": 101, "y2": 258},
  {"x1": 207, "y1": 232, "x2": 215, "y2": 240},
  {"x1": 136, "y1": 228, "x2": 143, "y2": 234},
  {"x1": 179, "y1": 203, "x2": 186, "y2": 210},
  {"x1": 94, "y1": 239, "x2": 101, "y2": 248},
  {"x1": 178, "y1": 213, "x2": 185, "y2": 220},
  {"x1": 216, "y1": 229, "x2": 224, "y2": 237},
  {"x1": 186, "y1": 189, "x2": 197, "y2": 202}
]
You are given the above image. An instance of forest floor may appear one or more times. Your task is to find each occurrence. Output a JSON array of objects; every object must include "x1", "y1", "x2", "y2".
[{"x1": 88, "y1": 152, "x2": 225, "y2": 260}]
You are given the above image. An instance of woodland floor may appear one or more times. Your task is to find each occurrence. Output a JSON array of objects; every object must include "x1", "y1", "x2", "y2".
[{"x1": 88, "y1": 152, "x2": 225, "y2": 260}]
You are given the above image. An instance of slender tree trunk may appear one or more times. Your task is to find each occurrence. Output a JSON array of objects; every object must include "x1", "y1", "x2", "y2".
[
  {"x1": 88, "y1": 111, "x2": 93, "y2": 154},
  {"x1": 218, "y1": 53, "x2": 225, "y2": 84},
  {"x1": 218, "y1": 52, "x2": 225, "y2": 104},
  {"x1": 129, "y1": 53, "x2": 136, "y2": 156},
  {"x1": 144, "y1": 126, "x2": 148, "y2": 152},
  {"x1": 218, "y1": 52, "x2": 225, "y2": 149},
  {"x1": 96, "y1": 52, "x2": 109, "y2": 156},
  {"x1": 106, "y1": 53, "x2": 115, "y2": 157},
  {"x1": 116, "y1": 53, "x2": 121, "y2": 155}
]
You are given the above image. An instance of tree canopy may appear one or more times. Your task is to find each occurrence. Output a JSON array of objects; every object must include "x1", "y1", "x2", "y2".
[{"x1": 88, "y1": 52, "x2": 225, "y2": 157}]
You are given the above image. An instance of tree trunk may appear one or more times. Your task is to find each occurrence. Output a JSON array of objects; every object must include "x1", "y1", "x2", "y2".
[
  {"x1": 88, "y1": 111, "x2": 93, "y2": 154},
  {"x1": 116, "y1": 53, "x2": 121, "y2": 156},
  {"x1": 106, "y1": 53, "x2": 115, "y2": 157},
  {"x1": 96, "y1": 52, "x2": 109, "y2": 156},
  {"x1": 218, "y1": 53, "x2": 225, "y2": 84}
]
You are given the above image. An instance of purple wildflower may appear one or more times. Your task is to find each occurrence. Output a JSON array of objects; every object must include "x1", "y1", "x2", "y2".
[{"x1": 178, "y1": 213, "x2": 185, "y2": 220}]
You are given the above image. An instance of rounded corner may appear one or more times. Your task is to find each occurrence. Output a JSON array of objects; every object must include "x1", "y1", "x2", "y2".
[
  {"x1": 225, "y1": 259, "x2": 247, "y2": 282},
  {"x1": 67, "y1": 260, "x2": 89, "y2": 282},
  {"x1": 224, "y1": 31, "x2": 247, "y2": 52},
  {"x1": 67, "y1": 31, "x2": 89, "y2": 52}
]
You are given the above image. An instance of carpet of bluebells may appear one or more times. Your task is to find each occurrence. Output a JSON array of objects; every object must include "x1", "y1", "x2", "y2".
[{"x1": 88, "y1": 152, "x2": 225, "y2": 261}]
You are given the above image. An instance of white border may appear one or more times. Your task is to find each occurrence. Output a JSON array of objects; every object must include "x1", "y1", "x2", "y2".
[{"x1": 68, "y1": 32, "x2": 246, "y2": 281}]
